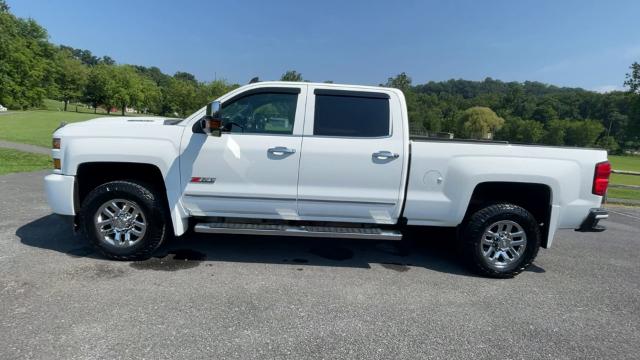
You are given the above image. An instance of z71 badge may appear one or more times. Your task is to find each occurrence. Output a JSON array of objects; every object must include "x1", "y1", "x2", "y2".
[{"x1": 190, "y1": 177, "x2": 216, "y2": 183}]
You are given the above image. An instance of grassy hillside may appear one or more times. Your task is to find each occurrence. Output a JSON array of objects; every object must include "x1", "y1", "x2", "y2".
[
  {"x1": 0, "y1": 111, "x2": 100, "y2": 147},
  {"x1": 607, "y1": 155, "x2": 640, "y2": 200},
  {"x1": 0, "y1": 148, "x2": 51, "y2": 175},
  {"x1": 40, "y1": 99, "x2": 134, "y2": 115}
]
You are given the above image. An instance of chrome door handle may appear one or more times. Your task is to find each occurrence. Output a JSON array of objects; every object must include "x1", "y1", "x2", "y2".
[
  {"x1": 268, "y1": 146, "x2": 296, "y2": 155},
  {"x1": 373, "y1": 151, "x2": 399, "y2": 159}
]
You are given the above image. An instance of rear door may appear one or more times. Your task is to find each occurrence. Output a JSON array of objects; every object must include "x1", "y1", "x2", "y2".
[{"x1": 297, "y1": 86, "x2": 406, "y2": 224}]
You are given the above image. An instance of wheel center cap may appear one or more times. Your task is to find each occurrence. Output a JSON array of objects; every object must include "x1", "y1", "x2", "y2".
[
  {"x1": 497, "y1": 233, "x2": 510, "y2": 249},
  {"x1": 113, "y1": 213, "x2": 133, "y2": 230}
]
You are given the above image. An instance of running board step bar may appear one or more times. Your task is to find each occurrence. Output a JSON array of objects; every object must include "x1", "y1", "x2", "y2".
[{"x1": 193, "y1": 222, "x2": 402, "y2": 240}]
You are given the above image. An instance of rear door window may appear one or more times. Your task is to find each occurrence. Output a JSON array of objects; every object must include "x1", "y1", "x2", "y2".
[{"x1": 313, "y1": 92, "x2": 390, "y2": 137}]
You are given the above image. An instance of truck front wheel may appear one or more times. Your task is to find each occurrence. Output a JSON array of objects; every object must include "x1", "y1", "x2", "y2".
[
  {"x1": 461, "y1": 203, "x2": 541, "y2": 278},
  {"x1": 79, "y1": 181, "x2": 168, "y2": 260}
]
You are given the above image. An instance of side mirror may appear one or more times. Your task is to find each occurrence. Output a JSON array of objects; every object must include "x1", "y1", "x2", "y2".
[{"x1": 202, "y1": 101, "x2": 222, "y2": 137}]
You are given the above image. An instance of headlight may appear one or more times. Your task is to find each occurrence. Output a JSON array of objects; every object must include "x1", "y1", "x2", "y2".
[{"x1": 52, "y1": 138, "x2": 61, "y2": 149}]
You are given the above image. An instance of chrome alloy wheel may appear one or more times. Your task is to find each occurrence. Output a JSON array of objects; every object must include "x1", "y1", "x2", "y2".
[
  {"x1": 94, "y1": 199, "x2": 147, "y2": 247},
  {"x1": 480, "y1": 220, "x2": 527, "y2": 269}
]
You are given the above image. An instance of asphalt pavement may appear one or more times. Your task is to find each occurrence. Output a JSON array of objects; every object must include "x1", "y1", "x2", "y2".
[{"x1": 1, "y1": 170, "x2": 639, "y2": 359}]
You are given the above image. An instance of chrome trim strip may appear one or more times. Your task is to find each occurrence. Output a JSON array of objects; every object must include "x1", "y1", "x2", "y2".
[
  {"x1": 298, "y1": 198, "x2": 396, "y2": 206},
  {"x1": 184, "y1": 194, "x2": 394, "y2": 206},
  {"x1": 184, "y1": 194, "x2": 295, "y2": 201}
]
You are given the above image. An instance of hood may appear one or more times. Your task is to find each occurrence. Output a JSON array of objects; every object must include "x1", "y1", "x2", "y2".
[
  {"x1": 54, "y1": 116, "x2": 185, "y2": 140},
  {"x1": 72, "y1": 116, "x2": 180, "y2": 126}
]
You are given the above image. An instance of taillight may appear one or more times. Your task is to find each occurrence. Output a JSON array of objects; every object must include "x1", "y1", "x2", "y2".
[{"x1": 592, "y1": 161, "x2": 611, "y2": 196}]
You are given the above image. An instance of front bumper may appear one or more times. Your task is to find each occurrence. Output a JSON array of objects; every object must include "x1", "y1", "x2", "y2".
[
  {"x1": 576, "y1": 208, "x2": 608, "y2": 232},
  {"x1": 44, "y1": 174, "x2": 76, "y2": 215}
]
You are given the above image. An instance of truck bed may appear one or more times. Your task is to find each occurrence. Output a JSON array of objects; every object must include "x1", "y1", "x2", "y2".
[{"x1": 403, "y1": 139, "x2": 607, "y2": 246}]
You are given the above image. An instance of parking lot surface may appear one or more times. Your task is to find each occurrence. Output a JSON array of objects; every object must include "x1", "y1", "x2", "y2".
[{"x1": 1, "y1": 170, "x2": 639, "y2": 359}]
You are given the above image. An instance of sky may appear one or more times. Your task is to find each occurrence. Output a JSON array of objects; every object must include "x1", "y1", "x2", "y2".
[{"x1": 8, "y1": 0, "x2": 640, "y2": 91}]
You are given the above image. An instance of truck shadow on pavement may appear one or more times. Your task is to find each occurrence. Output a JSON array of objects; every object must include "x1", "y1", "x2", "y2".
[{"x1": 17, "y1": 214, "x2": 545, "y2": 277}]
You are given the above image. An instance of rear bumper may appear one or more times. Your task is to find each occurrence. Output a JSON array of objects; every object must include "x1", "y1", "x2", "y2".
[
  {"x1": 575, "y1": 208, "x2": 608, "y2": 232},
  {"x1": 44, "y1": 174, "x2": 76, "y2": 215}
]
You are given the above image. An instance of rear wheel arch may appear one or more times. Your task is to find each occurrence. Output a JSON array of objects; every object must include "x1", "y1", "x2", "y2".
[{"x1": 463, "y1": 181, "x2": 553, "y2": 248}]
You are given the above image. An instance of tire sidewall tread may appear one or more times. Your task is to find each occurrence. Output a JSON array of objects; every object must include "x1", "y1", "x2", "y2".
[
  {"x1": 462, "y1": 203, "x2": 541, "y2": 278},
  {"x1": 79, "y1": 180, "x2": 167, "y2": 261}
]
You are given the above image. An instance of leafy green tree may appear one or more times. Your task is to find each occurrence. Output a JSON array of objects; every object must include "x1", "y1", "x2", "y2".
[
  {"x1": 384, "y1": 72, "x2": 412, "y2": 92},
  {"x1": 531, "y1": 104, "x2": 558, "y2": 123},
  {"x1": 174, "y1": 71, "x2": 197, "y2": 83},
  {"x1": 596, "y1": 136, "x2": 620, "y2": 154},
  {"x1": 83, "y1": 64, "x2": 112, "y2": 113},
  {"x1": 383, "y1": 72, "x2": 412, "y2": 95},
  {"x1": 100, "y1": 56, "x2": 115, "y2": 65},
  {"x1": 132, "y1": 65, "x2": 173, "y2": 115},
  {"x1": 280, "y1": 70, "x2": 303, "y2": 82},
  {"x1": 54, "y1": 51, "x2": 88, "y2": 111},
  {"x1": 198, "y1": 80, "x2": 238, "y2": 106},
  {"x1": 496, "y1": 118, "x2": 545, "y2": 143},
  {"x1": 543, "y1": 119, "x2": 567, "y2": 145},
  {"x1": 459, "y1": 107, "x2": 505, "y2": 139},
  {"x1": 167, "y1": 77, "x2": 198, "y2": 117},
  {"x1": 625, "y1": 62, "x2": 640, "y2": 94},
  {"x1": 60, "y1": 45, "x2": 100, "y2": 66},
  {"x1": 108, "y1": 65, "x2": 145, "y2": 115},
  {"x1": 564, "y1": 119, "x2": 604, "y2": 147},
  {"x1": 137, "y1": 77, "x2": 161, "y2": 114},
  {"x1": 0, "y1": 9, "x2": 52, "y2": 108}
]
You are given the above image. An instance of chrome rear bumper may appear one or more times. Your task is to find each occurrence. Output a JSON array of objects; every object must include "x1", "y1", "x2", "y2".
[{"x1": 576, "y1": 208, "x2": 608, "y2": 232}]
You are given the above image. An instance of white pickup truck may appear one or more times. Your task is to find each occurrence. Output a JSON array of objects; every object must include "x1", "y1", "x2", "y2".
[{"x1": 45, "y1": 81, "x2": 611, "y2": 277}]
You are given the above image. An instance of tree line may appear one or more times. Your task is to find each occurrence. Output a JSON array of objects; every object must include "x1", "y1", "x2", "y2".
[
  {"x1": 0, "y1": 1, "x2": 638, "y2": 152},
  {"x1": 382, "y1": 72, "x2": 640, "y2": 152},
  {"x1": 0, "y1": 2, "x2": 237, "y2": 116}
]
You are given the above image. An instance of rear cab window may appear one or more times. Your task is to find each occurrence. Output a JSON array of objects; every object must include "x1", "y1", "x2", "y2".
[{"x1": 313, "y1": 89, "x2": 390, "y2": 137}]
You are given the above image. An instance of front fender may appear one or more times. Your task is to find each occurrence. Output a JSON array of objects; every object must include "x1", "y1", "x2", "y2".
[{"x1": 63, "y1": 137, "x2": 189, "y2": 236}]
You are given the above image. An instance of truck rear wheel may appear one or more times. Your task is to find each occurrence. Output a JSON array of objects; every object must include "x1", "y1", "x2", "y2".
[
  {"x1": 79, "y1": 180, "x2": 168, "y2": 260},
  {"x1": 461, "y1": 203, "x2": 541, "y2": 278}
]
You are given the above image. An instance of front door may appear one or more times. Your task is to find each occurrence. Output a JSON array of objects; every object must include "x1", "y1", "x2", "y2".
[{"x1": 181, "y1": 86, "x2": 306, "y2": 219}]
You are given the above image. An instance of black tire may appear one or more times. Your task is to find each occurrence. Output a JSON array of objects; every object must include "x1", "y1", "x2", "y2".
[
  {"x1": 79, "y1": 181, "x2": 168, "y2": 260},
  {"x1": 461, "y1": 203, "x2": 541, "y2": 278}
]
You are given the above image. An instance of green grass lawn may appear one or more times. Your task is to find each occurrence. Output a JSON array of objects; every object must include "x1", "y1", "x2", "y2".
[
  {"x1": 0, "y1": 105, "x2": 149, "y2": 148},
  {"x1": 0, "y1": 148, "x2": 52, "y2": 175},
  {"x1": 609, "y1": 155, "x2": 640, "y2": 172},
  {"x1": 0, "y1": 110, "x2": 98, "y2": 147},
  {"x1": 40, "y1": 99, "x2": 136, "y2": 116},
  {"x1": 608, "y1": 155, "x2": 640, "y2": 200}
]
